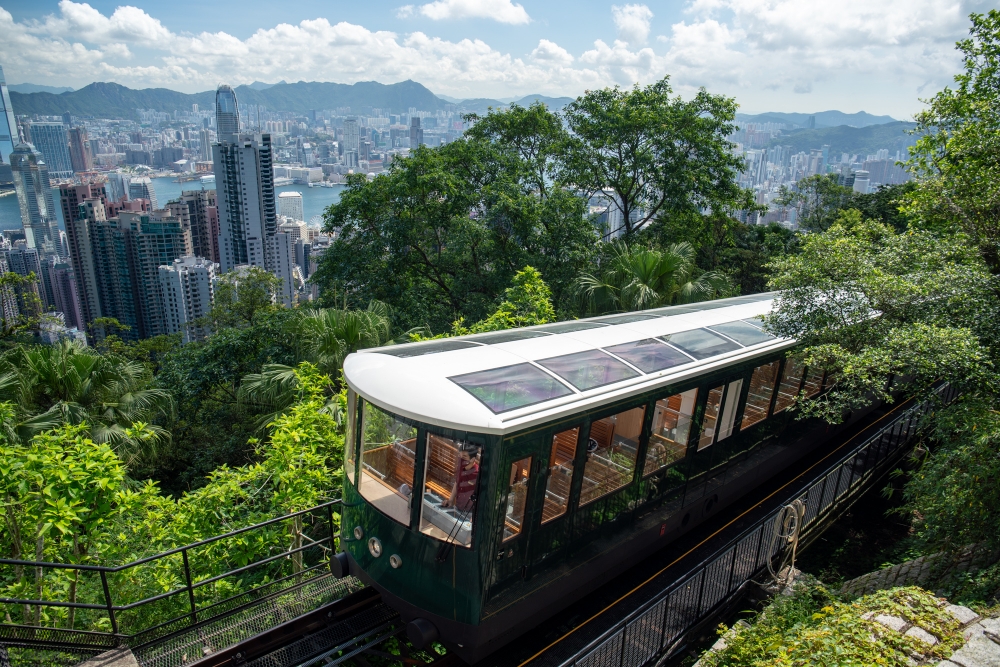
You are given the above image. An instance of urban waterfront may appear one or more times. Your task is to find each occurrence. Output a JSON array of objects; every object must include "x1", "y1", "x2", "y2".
[{"x1": 0, "y1": 176, "x2": 345, "y2": 230}]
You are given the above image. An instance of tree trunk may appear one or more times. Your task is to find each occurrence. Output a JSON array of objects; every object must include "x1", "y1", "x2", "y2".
[
  {"x1": 3, "y1": 501, "x2": 28, "y2": 623},
  {"x1": 291, "y1": 516, "x2": 303, "y2": 575},
  {"x1": 68, "y1": 535, "x2": 80, "y2": 629}
]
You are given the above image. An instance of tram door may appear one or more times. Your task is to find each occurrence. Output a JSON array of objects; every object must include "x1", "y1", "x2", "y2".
[{"x1": 490, "y1": 442, "x2": 540, "y2": 591}]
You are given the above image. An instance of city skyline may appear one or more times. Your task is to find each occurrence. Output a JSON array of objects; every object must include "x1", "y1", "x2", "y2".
[{"x1": 0, "y1": 0, "x2": 990, "y2": 118}]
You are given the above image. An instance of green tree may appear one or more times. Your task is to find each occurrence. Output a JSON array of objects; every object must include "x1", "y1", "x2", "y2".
[
  {"x1": 454, "y1": 266, "x2": 556, "y2": 334},
  {"x1": 574, "y1": 242, "x2": 731, "y2": 315},
  {"x1": 905, "y1": 10, "x2": 1000, "y2": 270},
  {"x1": 211, "y1": 267, "x2": 284, "y2": 328},
  {"x1": 559, "y1": 77, "x2": 756, "y2": 238},
  {"x1": 0, "y1": 341, "x2": 173, "y2": 464},
  {"x1": 716, "y1": 222, "x2": 801, "y2": 295},
  {"x1": 775, "y1": 174, "x2": 855, "y2": 233},
  {"x1": 765, "y1": 219, "x2": 997, "y2": 422},
  {"x1": 315, "y1": 105, "x2": 596, "y2": 331}
]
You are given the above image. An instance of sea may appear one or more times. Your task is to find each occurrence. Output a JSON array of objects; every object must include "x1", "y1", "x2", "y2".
[{"x1": 0, "y1": 176, "x2": 346, "y2": 232}]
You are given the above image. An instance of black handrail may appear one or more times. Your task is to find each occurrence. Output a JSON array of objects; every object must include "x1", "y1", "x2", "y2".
[{"x1": 0, "y1": 499, "x2": 343, "y2": 646}]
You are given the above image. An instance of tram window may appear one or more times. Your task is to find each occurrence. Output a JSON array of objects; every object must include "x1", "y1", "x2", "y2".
[
  {"x1": 538, "y1": 349, "x2": 640, "y2": 391},
  {"x1": 707, "y1": 321, "x2": 776, "y2": 347},
  {"x1": 802, "y1": 367, "x2": 824, "y2": 398},
  {"x1": 774, "y1": 358, "x2": 806, "y2": 413},
  {"x1": 542, "y1": 427, "x2": 579, "y2": 524},
  {"x1": 605, "y1": 339, "x2": 693, "y2": 373},
  {"x1": 645, "y1": 389, "x2": 697, "y2": 476},
  {"x1": 717, "y1": 379, "x2": 744, "y2": 441},
  {"x1": 420, "y1": 434, "x2": 481, "y2": 547},
  {"x1": 580, "y1": 406, "x2": 645, "y2": 505},
  {"x1": 661, "y1": 329, "x2": 742, "y2": 360},
  {"x1": 346, "y1": 390, "x2": 358, "y2": 485},
  {"x1": 741, "y1": 361, "x2": 780, "y2": 430},
  {"x1": 698, "y1": 386, "x2": 725, "y2": 450},
  {"x1": 358, "y1": 402, "x2": 417, "y2": 526},
  {"x1": 503, "y1": 456, "x2": 532, "y2": 542},
  {"x1": 450, "y1": 363, "x2": 574, "y2": 413}
]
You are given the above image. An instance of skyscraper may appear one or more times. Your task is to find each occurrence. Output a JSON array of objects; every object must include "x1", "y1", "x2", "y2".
[
  {"x1": 0, "y1": 65, "x2": 18, "y2": 166},
  {"x1": 28, "y1": 123, "x2": 73, "y2": 178},
  {"x1": 164, "y1": 189, "x2": 219, "y2": 264},
  {"x1": 199, "y1": 129, "x2": 212, "y2": 162},
  {"x1": 68, "y1": 127, "x2": 93, "y2": 173},
  {"x1": 128, "y1": 177, "x2": 158, "y2": 209},
  {"x1": 10, "y1": 144, "x2": 61, "y2": 257},
  {"x1": 278, "y1": 191, "x2": 304, "y2": 221},
  {"x1": 343, "y1": 117, "x2": 360, "y2": 154},
  {"x1": 47, "y1": 258, "x2": 85, "y2": 331},
  {"x1": 214, "y1": 129, "x2": 277, "y2": 272},
  {"x1": 216, "y1": 85, "x2": 240, "y2": 138},
  {"x1": 120, "y1": 211, "x2": 192, "y2": 338},
  {"x1": 409, "y1": 117, "x2": 423, "y2": 149},
  {"x1": 158, "y1": 256, "x2": 217, "y2": 343}
]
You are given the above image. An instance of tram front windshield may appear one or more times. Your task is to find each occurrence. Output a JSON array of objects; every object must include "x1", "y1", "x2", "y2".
[{"x1": 421, "y1": 434, "x2": 482, "y2": 547}]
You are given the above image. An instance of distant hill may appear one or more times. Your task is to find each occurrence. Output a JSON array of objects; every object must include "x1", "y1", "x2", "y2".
[
  {"x1": 768, "y1": 121, "x2": 920, "y2": 157},
  {"x1": 739, "y1": 110, "x2": 900, "y2": 128},
  {"x1": 7, "y1": 83, "x2": 74, "y2": 94},
  {"x1": 454, "y1": 98, "x2": 507, "y2": 114},
  {"x1": 513, "y1": 94, "x2": 574, "y2": 109},
  {"x1": 8, "y1": 80, "x2": 449, "y2": 119}
]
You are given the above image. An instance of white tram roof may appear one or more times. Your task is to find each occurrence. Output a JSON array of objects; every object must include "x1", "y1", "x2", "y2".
[{"x1": 343, "y1": 292, "x2": 795, "y2": 436}]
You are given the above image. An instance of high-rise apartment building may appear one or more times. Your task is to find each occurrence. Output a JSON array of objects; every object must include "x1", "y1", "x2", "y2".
[
  {"x1": 68, "y1": 127, "x2": 92, "y2": 173},
  {"x1": 278, "y1": 191, "x2": 304, "y2": 221},
  {"x1": 409, "y1": 117, "x2": 423, "y2": 149},
  {"x1": 0, "y1": 66, "x2": 18, "y2": 165},
  {"x1": 28, "y1": 123, "x2": 73, "y2": 178},
  {"x1": 199, "y1": 129, "x2": 212, "y2": 162},
  {"x1": 128, "y1": 177, "x2": 158, "y2": 209},
  {"x1": 47, "y1": 258, "x2": 85, "y2": 331},
  {"x1": 10, "y1": 143, "x2": 61, "y2": 258},
  {"x1": 120, "y1": 211, "x2": 192, "y2": 338},
  {"x1": 2, "y1": 242, "x2": 50, "y2": 309},
  {"x1": 158, "y1": 256, "x2": 218, "y2": 343},
  {"x1": 267, "y1": 231, "x2": 297, "y2": 307},
  {"x1": 214, "y1": 131, "x2": 277, "y2": 272},
  {"x1": 343, "y1": 117, "x2": 360, "y2": 154},
  {"x1": 216, "y1": 85, "x2": 240, "y2": 138},
  {"x1": 165, "y1": 190, "x2": 219, "y2": 264},
  {"x1": 104, "y1": 173, "x2": 129, "y2": 202}
]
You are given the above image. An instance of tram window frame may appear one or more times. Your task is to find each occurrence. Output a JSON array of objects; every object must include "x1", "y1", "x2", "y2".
[
  {"x1": 358, "y1": 400, "x2": 419, "y2": 527},
  {"x1": 578, "y1": 405, "x2": 647, "y2": 506},
  {"x1": 644, "y1": 388, "x2": 697, "y2": 477},
  {"x1": 717, "y1": 379, "x2": 744, "y2": 441},
  {"x1": 697, "y1": 385, "x2": 725, "y2": 450},
  {"x1": 542, "y1": 426, "x2": 580, "y2": 524},
  {"x1": 419, "y1": 432, "x2": 483, "y2": 548},
  {"x1": 346, "y1": 389, "x2": 358, "y2": 485},
  {"x1": 773, "y1": 357, "x2": 806, "y2": 414},
  {"x1": 503, "y1": 456, "x2": 533, "y2": 542},
  {"x1": 740, "y1": 361, "x2": 781, "y2": 430}
]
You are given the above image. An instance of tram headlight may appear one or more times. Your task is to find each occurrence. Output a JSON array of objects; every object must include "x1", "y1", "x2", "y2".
[
  {"x1": 389, "y1": 554, "x2": 403, "y2": 569},
  {"x1": 368, "y1": 536, "x2": 383, "y2": 558},
  {"x1": 353, "y1": 525, "x2": 364, "y2": 540}
]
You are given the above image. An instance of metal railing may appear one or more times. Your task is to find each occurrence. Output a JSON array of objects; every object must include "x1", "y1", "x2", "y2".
[
  {"x1": 556, "y1": 385, "x2": 957, "y2": 667},
  {"x1": 0, "y1": 500, "x2": 342, "y2": 653}
]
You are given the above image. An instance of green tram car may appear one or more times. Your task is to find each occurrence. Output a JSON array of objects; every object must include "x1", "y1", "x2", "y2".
[{"x1": 336, "y1": 293, "x2": 849, "y2": 663}]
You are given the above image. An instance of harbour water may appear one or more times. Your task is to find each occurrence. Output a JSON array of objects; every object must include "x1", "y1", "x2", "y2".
[{"x1": 0, "y1": 176, "x2": 347, "y2": 231}]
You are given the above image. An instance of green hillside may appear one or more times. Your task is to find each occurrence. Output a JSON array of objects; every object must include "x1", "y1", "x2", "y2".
[
  {"x1": 8, "y1": 79, "x2": 449, "y2": 119},
  {"x1": 768, "y1": 121, "x2": 920, "y2": 157}
]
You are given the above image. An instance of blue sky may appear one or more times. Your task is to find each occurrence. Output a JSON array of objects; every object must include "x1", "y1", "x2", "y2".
[{"x1": 0, "y1": 0, "x2": 990, "y2": 117}]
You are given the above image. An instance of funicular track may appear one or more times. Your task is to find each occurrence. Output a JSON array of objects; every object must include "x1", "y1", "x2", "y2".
[{"x1": 0, "y1": 385, "x2": 953, "y2": 667}]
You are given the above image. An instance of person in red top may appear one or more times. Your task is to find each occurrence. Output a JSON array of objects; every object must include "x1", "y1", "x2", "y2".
[{"x1": 444, "y1": 443, "x2": 481, "y2": 512}]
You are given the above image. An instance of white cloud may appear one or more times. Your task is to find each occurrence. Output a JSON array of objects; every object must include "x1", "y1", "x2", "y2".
[
  {"x1": 0, "y1": 0, "x2": 985, "y2": 116},
  {"x1": 531, "y1": 39, "x2": 573, "y2": 65},
  {"x1": 415, "y1": 0, "x2": 531, "y2": 24},
  {"x1": 612, "y1": 4, "x2": 654, "y2": 46}
]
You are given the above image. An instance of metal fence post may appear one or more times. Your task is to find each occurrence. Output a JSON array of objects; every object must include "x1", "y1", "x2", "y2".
[
  {"x1": 182, "y1": 549, "x2": 198, "y2": 625},
  {"x1": 99, "y1": 569, "x2": 119, "y2": 637},
  {"x1": 327, "y1": 503, "x2": 336, "y2": 554}
]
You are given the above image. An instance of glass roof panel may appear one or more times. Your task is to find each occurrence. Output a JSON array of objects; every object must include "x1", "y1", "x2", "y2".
[
  {"x1": 660, "y1": 329, "x2": 743, "y2": 360},
  {"x1": 604, "y1": 338, "x2": 694, "y2": 373},
  {"x1": 374, "y1": 339, "x2": 482, "y2": 358},
  {"x1": 466, "y1": 330, "x2": 552, "y2": 345},
  {"x1": 537, "y1": 349, "x2": 641, "y2": 391},
  {"x1": 449, "y1": 363, "x2": 574, "y2": 413},
  {"x1": 531, "y1": 321, "x2": 608, "y2": 333},
  {"x1": 590, "y1": 313, "x2": 663, "y2": 325},
  {"x1": 741, "y1": 317, "x2": 765, "y2": 329},
  {"x1": 708, "y1": 320, "x2": 776, "y2": 346}
]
